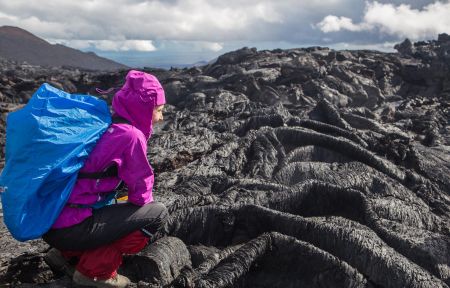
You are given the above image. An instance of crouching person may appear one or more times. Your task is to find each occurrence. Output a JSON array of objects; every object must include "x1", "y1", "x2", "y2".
[{"x1": 43, "y1": 70, "x2": 169, "y2": 288}]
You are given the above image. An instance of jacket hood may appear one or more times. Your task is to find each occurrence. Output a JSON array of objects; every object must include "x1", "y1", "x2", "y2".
[{"x1": 112, "y1": 70, "x2": 165, "y2": 139}]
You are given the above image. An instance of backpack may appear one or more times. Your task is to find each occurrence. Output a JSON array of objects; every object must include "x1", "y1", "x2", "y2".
[{"x1": 0, "y1": 83, "x2": 112, "y2": 241}]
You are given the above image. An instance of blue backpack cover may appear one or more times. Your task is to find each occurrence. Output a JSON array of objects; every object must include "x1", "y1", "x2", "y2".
[{"x1": 0, "y1": 83, "x2": 111, "y2": 241}]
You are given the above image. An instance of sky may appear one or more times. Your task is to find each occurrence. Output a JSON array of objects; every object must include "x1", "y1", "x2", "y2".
[{"x1": 0, "y1": 0, "x2": 449, "y2": 68}]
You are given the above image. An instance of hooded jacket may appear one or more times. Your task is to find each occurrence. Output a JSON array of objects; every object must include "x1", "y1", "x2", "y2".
[{"x1": 52, "y1": 70, "x2": 166, "y2": 229}]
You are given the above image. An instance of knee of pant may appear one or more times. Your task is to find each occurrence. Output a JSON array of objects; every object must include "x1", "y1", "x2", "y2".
[
  {"x1": 42, "y1": 233, "x2": 62, "y2": 251},
  {"x1": 155, "y1": 202, "x2": 169, "y2": 225},
  {"x1": 159, "y1": 204, "x2": 169, "y2": 226},
  {"x1": 142, "y1": 202, "x2": 169, "y2": 225}
]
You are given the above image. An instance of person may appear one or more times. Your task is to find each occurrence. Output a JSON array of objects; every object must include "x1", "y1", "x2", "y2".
[{"x1": 42, "y1": 70, "x2": 169, "y2": 288}]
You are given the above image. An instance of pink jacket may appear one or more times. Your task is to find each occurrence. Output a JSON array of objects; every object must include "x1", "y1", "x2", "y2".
[{"x1": 52, "y1": 70, "x2": 166, "y2": 229}]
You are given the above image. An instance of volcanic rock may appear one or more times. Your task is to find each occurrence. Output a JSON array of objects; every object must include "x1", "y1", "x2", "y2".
[{"x1": 0, "y1": 35, "x2": 449, "y2": 287}]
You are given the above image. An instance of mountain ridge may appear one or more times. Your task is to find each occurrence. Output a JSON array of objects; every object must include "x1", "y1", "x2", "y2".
[{"x1": 0, "y1": 26, "x2": 128, "y2": 71}]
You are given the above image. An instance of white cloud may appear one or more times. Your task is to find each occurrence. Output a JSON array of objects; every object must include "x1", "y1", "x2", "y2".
[
  {"x1": 0, "y1": 0, "x2": 289, "y2": 41},
  {"x1": 49, "y1": 39, "x2": 156, "y2": 52},
  {"x1": 317, "y1": 15, "x2": 366, "y2": 32},
  {"x1": 0, "y1": 11, "x2": 16, "y2": 21},
  {"x1": 318, "y1": 1, "x2": 450, "y2": 40},
  {"x1": 48, "y1": 39, "x2": 91, "y2": 50},
  {"x1": 0, "y1": 0, "x2": 354, "y2": 46},
  {"x1": 363, "y1": 1, "x2": 450, "y2": 39},
  {"x1": 329, "y1": 41, "x2": 398, "y2": 52},
  {"x1": 194, "y1": 42, "x2": 224, "y2": 52},
  {"x1": 94, "y1": 40, "x2": 156, "y2": 52},
  {"x1": 209, "y1": 43, "x2": 224, "y2": 52},
  {"x1": 1, "y1": 0, "x2": 446, "y2": 55}
]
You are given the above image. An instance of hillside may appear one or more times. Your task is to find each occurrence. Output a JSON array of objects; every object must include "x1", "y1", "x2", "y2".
[{"x1": 0, "y1": 26, "x2": 128, "y2": 71}]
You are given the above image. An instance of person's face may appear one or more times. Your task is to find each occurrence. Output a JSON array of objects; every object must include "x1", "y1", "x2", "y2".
[{"x1": 152, "y1": 105, "x2": 164, "y2": 123}]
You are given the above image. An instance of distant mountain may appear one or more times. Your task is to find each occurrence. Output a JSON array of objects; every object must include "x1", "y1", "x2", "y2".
[{"x1": 0, "y1": 26, "x2": 128, "y2": 71}]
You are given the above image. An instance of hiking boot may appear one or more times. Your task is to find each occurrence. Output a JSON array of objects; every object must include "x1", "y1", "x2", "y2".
[
  {"x1": 44, "y1": 248, "x2": 75, "y2": 277},
  {"x1": 73, "y1": 270, "x2": 130, "y2": 288}
]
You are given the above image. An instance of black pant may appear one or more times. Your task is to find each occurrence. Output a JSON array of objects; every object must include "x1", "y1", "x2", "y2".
[{"x1": 43, "y1": 202, "x2": 169, "y2": 251}]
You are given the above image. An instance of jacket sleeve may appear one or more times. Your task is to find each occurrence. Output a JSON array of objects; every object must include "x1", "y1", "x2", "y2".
[{"x1": 118, "y1": 131, "x2": 154, "y2": 206}]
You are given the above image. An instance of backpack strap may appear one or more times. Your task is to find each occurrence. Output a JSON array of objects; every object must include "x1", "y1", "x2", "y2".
[
  {"x1": 76, "y1": 116, "x2": 130, "y2": 180},
  {"x1": 111, "y1": 116, "x2": 130, "y2": 125},
  {"x1": 69, "y1": 116, "x2": 131, "y2": 209},
  {"x1": 95, "y1": 87, "x2": 121, "y2": 95},
  {"x1": 72, "y1": 165, "x2": 124, "y2": 209},
  {"x1": 67, "y1": 191, "x2": 119, "y2": 209},
  {"x1": 77, "y1": 165, "x2": 118, "y2": 179}
]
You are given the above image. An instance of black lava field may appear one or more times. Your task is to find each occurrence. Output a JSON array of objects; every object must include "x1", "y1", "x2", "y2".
[{"x1": 0, "y1": 35, "x2": 449, "y2": 288}]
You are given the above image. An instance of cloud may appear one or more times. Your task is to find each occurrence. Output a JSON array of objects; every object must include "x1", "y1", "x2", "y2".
[
  {"x1": 49, "y1": 39, "x2": 156, "y2": 52},
  {"x1": 0, "y1": 0, "x2": 362, "y2": 46},
  {"x1": 1, "y1": 0, "x2": 446, "y2": 55},
  {"x1": 317, "y1": 15, "x2": 366, "y2": 32},
  {"x1": 0, "y1": 0, "x2": 287, "y2": 41},
  {"x1": 329, "y1": 41, "x2": 398, "y2": 52},
  {"x1": 318, "y1": 1, "x2": 450, "y2": 40},
  {"x1": 192, "y1": 42, "x2": 224, "y2": 52},
  {"x1": 94, "y1": 40, "x2": 156, "y2": 52},
  {"x1": 0, "y1": 11, "x2": 16, "y2": 21}
]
